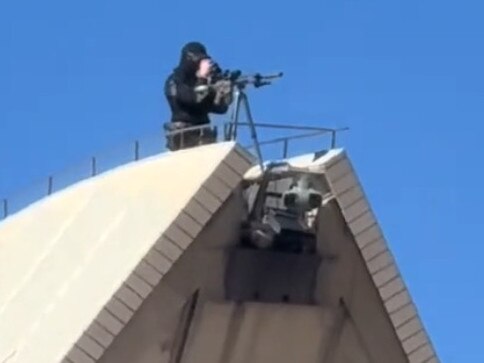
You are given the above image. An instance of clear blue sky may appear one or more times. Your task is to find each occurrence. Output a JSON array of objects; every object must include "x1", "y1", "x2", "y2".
[{"x1": 1, "y1": 0, "x2": 483, "y2": 361}]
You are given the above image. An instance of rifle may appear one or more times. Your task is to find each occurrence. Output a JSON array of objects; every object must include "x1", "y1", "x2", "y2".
[
  {"x1": 195, "y1": 69, "x2": 283, "y2": 95},
  {"x1": 209, "y1": 64, "x2": 284, "y2": 89}
]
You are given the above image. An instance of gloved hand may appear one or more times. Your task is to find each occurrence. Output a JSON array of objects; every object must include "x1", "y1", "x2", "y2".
[
  {"x1": 213, "y1": 79, "x2": 233, "y2": 105},
  {"x1": 214, "y1": 79, "x2": 232, "y2": 94}
]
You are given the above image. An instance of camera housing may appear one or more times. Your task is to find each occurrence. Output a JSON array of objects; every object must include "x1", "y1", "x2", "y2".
[{"x1": 282, "y1": 176, "x2": 323, "y2": 213}]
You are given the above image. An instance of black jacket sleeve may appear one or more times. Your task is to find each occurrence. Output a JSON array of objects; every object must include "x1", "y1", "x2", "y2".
[
  {"x1": 165, "y1": 74, "x2": 211, "y2": 107},
  {"x1": 164, "y1": 72, "x2": 232, "y2": 125},
  {"x1": 208, "y1": 81, "x2": 233, "y2": 114}
]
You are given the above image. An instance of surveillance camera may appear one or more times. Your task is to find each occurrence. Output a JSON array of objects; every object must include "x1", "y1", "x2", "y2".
[{"x1": 283, "y1": 188, "x2": 323, "y2": 212}]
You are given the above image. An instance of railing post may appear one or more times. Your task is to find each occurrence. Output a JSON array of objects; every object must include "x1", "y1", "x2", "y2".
[
  {"x1": 331, "y1": 130, "x2": 336, "y2": 149},
  {"x1": 223, "y1": 123, "x2": 230, "y2": 141},
  {"x1": 2, "y1": 199, "x2": 7, "y2": 219},
  {"x1": 134, "y1": 140, "x2": 140, "y2": 161},
  {"x1": 283, "y1": 139, "x2": 289, "y2": 158},
  {"x1": 47, "y1": 176, "x2": 53, "y2": 195},
  {"x1": 91, "y1": 157, "x2": 97, "y2": 176}
]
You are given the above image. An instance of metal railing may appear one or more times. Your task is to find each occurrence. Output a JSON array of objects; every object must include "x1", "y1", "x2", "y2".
[
  {"x1": 0, "y1": 121, "x2": 347, "y2": 221},
  {"x1": 226, "y1": 122, "x2": 348, "y2": 159}
]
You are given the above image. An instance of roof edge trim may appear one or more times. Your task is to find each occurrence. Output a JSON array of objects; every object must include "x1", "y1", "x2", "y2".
[{"x1": 324, "y1": 150, "x2": 440, "y2": 363}]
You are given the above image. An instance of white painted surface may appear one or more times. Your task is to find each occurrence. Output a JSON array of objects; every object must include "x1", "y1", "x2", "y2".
[
  {"x1": 0, "y1": 142, "x2": 237, "y2": 363},
  {"x1": 0, "y1": 143, "x2": 438, "y2": 363},
  {"x1": 182, "y1": 302, "x2": 339, "y2": 363}
]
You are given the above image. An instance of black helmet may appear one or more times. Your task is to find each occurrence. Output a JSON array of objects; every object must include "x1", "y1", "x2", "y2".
[{"x1": 179, "y1": 41, "x2": 210, "y2": 70}]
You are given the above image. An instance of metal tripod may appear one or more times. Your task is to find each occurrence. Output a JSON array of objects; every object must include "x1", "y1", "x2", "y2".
[{"x1": 224, "y1": 72, "x2": 283, "y2": 171}]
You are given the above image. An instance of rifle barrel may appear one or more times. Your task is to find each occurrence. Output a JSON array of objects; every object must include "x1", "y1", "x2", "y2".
[{"x1": 233, "y1": 71, "x2": 284, "y2": 87}]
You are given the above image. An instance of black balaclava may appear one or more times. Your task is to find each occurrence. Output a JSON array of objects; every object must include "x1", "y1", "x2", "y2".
[{"x1": 178, "y1": 41, "x2": 210, "y2": 76}]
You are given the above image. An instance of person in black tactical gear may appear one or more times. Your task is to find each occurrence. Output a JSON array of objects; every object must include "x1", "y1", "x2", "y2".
[{"x1": 164, "y1": 41, "x2": 233, "y2": 151}]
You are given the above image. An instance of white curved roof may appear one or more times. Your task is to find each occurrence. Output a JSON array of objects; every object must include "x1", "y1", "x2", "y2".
[
  {"x1": 0, "y1": 141, "x2": 439, "y2": 363},
  {"x1": 0, "y1": 142, "x2": 253, "y2": 363}
]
